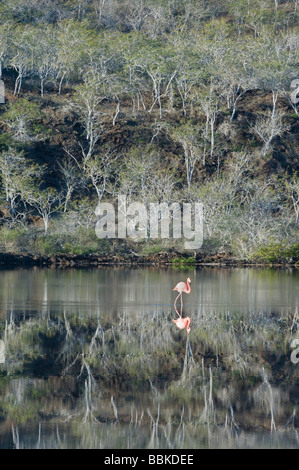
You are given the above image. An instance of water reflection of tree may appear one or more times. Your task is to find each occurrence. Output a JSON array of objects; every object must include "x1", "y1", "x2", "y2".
[{"x1": 0, "y1": 305, "x2": 299, "y2": 448}]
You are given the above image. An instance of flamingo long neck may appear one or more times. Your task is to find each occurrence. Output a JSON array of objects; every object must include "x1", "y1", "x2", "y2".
[{"x1": 186, "y1": 279, "x2": 191, "y2": 293}]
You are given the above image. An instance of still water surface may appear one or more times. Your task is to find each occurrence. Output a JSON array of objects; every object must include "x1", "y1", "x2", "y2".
[
  {"x1": 0, "y1": 267, "x2": 298, "y2": 449},
  {"x1": 0, "y1": 267, "x2": 297, "y2": 317}
]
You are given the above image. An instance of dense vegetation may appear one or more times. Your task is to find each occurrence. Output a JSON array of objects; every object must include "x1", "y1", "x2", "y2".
[{"x1": 0, "y1": 0, "x2": 298, "y2": 262}]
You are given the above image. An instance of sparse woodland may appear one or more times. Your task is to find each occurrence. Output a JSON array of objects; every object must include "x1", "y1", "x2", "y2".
[{"x1": 0, "y1": 0, "x2": 298, "y2": 262}]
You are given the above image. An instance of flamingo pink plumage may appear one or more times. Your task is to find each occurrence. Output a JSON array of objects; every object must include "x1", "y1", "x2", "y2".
[
  {"x1": 173, "y1": 277, "x2": 191, "y2": 317},
  {"x1": 172, "y1": 277, "x2": 192, "y2": 334},
  {"x1": 172, "y1": 316, "x2": 191, "y2": 334}
]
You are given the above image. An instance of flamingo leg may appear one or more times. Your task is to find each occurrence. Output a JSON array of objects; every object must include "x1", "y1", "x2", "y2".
[
  {"x1": 180, "y1": 294, "x2": 183, "y2": 317},
  {"x1": 174, "y1": 293, "x2": 182, "y2": 317}
]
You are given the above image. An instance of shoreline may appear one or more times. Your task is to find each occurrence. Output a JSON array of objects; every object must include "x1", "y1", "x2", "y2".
[{"x1": 0, "y1": 252, "x2": 298, "y2": 269}]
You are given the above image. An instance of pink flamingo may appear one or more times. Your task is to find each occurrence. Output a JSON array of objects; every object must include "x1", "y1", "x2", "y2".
[
  {"x1": 172, "y1": 316, "x2": 191, "y2": 334},
  {"x1": 173, "y1": 277, "x2": 191, "y2": 318}
]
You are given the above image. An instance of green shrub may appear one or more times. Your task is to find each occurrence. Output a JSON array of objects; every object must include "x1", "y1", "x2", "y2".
[
  {"x1": 0, "y1": 225, "x2": 112, "y2": 256},
  {"x1": 285, "y1": 243, "x2": 299, "y2": 262},
  {"x1": 141, "y1": 243, "x2": 165, "y2": 255},
  {"x1": 252, "y1": 239, "x2": 298, "y2": 263}
]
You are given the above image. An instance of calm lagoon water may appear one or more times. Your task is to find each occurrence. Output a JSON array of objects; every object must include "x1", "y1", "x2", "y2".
[{"x1": 0, "y1": 266, "x2": 298, "y2": 449}]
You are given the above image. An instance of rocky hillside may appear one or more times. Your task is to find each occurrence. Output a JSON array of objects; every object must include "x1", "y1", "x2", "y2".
[{"x1": 0, "y1": 0, "x2": 298, "y2": 263}]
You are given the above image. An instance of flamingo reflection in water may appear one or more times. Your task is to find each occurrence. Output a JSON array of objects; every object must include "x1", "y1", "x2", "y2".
[{"x1": 172, "y1": 277, "x2": 191, "y2": 334}]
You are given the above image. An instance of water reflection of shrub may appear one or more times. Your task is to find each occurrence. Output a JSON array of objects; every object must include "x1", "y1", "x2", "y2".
[
  {"x1": 0, "y1": 308, "x2": 298, "y2": 441},
  {"x1": 1, "y1": 309, "x2": 296, "y2": 381}
]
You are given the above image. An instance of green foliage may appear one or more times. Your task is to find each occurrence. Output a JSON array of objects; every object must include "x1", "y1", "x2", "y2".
[
  {"x1": 0, "y1": 133, "x2": 15, "y2": 150},
  {"x1": 0, "y1": 224, "x2": 112, "y2": 256},
  {"x1": 0, "y1": 99, "x2": 47, "y2": 143},
  {"x1": 0, "y1": 400, "x2": 39, "y2": 424},
  {"x1": 33, "y1": 227, "x2": 111, "y2": 256},
  {"x1": 285, "y1": 243, "x2": 299, "y2": 262},
  {"x1": 252, "y1": 240, "x2": 299, "y2": 263},
  {"x1": 0, "y1": 225, "x2": 30, "y2": 252},
  {"x1": 172, "y1": 256, "x2": 196, "y2": 265},
  {"x1": 141, "y1": 243, "x2": 165, "y2": 255}
]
